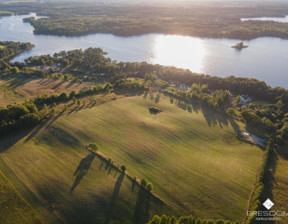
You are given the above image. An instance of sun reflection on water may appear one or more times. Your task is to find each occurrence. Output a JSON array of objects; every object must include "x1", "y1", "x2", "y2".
[{"x1": 151, "y1": 35, "x2": 207, "y2": 72}]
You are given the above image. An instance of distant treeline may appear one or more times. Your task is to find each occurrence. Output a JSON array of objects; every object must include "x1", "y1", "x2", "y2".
[
  {"x1": 0, "y1": 11, "x2": 12, "y2": 16},
  {"x1": 2, "y1": 2, "x2": 288, "y2": 39}
]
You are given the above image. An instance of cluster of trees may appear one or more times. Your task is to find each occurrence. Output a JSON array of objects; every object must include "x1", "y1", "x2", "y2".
[
  {"x1": 0, "y1": 60, "x2": 46, "y2": 77},
  {"x1": 52, "y1": 48, "x2": 117, "y2": 74},
  {"x1": 0, "y1": 41, "x2": 34, "y2": 60},
  {"x1": 113, "y1": 79, "x2": 147, "y2": 91},
  {"x1": 24, "y1": 54, "x2": 68, "y2": 67},
  {"x1": 227, "y1": 99, "x2": 288, "y2": 143},
  {"x1": 139, "y1": 178, "x2": 153, "y2": 192},
  {"x1": 0, "y1": 101, "x2": 40, "y2": 136},
  {"x1": 144, "y1": 72, "x2": 169, "y2": 89},
  {"x1": 147, "y1": 215, "x2": 239, "y2": 224},
  {"x1": 166, "y1": 84, "x2": 231, "y2": 111}
]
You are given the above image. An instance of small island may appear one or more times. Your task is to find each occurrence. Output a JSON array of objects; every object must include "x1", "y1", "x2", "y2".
[{"x1": 231, "y1": 42, "x2": 248, "y2": 49}]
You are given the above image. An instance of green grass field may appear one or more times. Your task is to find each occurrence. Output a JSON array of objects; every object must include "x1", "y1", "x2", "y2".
[
  {"x1": 272, "y1": 145, "x2": 288, "y2": 224},
  {"x1": 0, "y1": 168, "x2": 43, "y2": 224},
  {"x1": 0, "y1": 94, "x2": 263, "y2": 223}
]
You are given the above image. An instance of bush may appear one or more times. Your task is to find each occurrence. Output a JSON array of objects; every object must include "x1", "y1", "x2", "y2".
[
  {"x1": 141, "y1": 178, "x2": 147, "y2": 187},
  {"x1": 120, "y1": 165, "x2": 126, "y2": 172},
  {"x1": 89, "y1": 143, "x2": 100, "y2": 151},
  {"x1": 146, "y1": 183, "x2": 153, "y2": 191}
]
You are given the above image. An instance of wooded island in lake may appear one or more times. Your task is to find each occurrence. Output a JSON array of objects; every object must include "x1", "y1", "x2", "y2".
[{"x1": 231, "y1": 42, "x2": 248, "y2": 49}]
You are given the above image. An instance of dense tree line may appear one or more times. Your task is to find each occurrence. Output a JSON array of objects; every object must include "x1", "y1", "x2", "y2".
[
  {"x1": 0, "y1": 101, "x2": 40, "y2": 136},
  {"x1": 147, "y1": 215, "x2": 239, "y2": 224},
  {"x1": 34, "y1": 84, "x2": 103, "y2": 105},
  {"x1": 246, "y1": 141, "x2": 274, "y2": 224}
]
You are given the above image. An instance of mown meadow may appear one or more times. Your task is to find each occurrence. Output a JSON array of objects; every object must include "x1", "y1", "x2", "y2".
[{"x1": 0, "y1": 94, "x2": 263, "y2": 223}]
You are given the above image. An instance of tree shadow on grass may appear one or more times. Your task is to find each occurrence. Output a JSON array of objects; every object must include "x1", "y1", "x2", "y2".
[
  {"x1": 228, "y1": 117, "x2": 241, "y2": 134},
  {"x1": 70, "y1": 153, "x2": 96, "y2": 192},
  {"x1": 165, "y1": 93, "x2": 200, "y2": 114},
  {"x1": 65, "y1": 105, "x2": 79, "y2": 116},
  {"x1": 24, "y1": 119, "x2": 48, "y2": 143},
  {"x1": 0, "y1": 128, "x2": 32, "y2": 152},
  {"x1": 65, "y1": 81, "x2": 75, "y2": 89},
  {"x1": 38, "y1": 79, "x2": 52, "y2": 85},
  {"x1": 133, "y1": 187, "x2": 151, "y2": 224},
  {"x1": 201, "y1": 107, "x2": 217, "y2": 127},
  {"x1": 75, "y1": 105, "x2": 85, "y2": 112},
  {"x1": 276, "y1": 145, "x2": 288, "y2": 160},
  {"x1": 44, "y1": 109, "x2": 66, "y2": 131},
  {"x1": 131, "y1": 179, "x2": 136, "y2": 192},
  {"x1": 104, "y1": 172, "x2": 125, "y2": 224},
  {"x1": 52, "y1": 80, "x2": 65, "y2": 90}
]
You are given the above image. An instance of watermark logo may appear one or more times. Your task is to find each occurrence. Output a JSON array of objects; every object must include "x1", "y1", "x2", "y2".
[
  {"x1": 263, "y1": 198, "x2": 274, "y2": 210},
  {"x1": 247, "y1": 198, "x2": 288, "y2": 222}
]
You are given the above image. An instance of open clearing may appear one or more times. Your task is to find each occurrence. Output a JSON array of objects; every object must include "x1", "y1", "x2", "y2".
[
  {"x1": 0, "y1": 94, "x2": 262, "y2": 223},
  {"x1": 0, "y1": 77, "x2": 92, "y2": 106}
]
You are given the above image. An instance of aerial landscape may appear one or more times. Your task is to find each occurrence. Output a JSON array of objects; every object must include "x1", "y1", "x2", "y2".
[{"x1": 0, "y1": 0, "x2": 288, "y2": 224}]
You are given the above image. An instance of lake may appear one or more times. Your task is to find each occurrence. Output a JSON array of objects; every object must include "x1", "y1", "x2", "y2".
[{"x1": 1, "y1": 13, "x2": 288, "y2": 88}]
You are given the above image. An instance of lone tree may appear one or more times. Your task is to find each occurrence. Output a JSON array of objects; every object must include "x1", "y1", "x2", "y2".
[
  {"x1": 146, "y1": 183, "x2": 153, "y2": 191},
  {"x1": 72, "y1": 96, "x2": 77, "y2": 104},
  {"x1": 141, "y1": 178, "x2": 147, "y2": 187},
  {"x1": 89, "y1": 143, "x2": 100, "y2": 151},
  {"x1": 43, "y1": 104, "x2": 48, "y2": 114},
  {"x1": 120, "y1": 165, "x2": 126, "y2": 172}
]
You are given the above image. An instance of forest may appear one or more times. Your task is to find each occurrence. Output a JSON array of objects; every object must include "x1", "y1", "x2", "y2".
[
  {"x1": 0, "y1": 41, "x2": 34, "y2": 61},
  {"x1": 1, "y1": 2, "x2": 288, "y2": 39}
]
